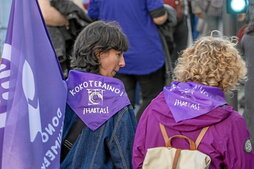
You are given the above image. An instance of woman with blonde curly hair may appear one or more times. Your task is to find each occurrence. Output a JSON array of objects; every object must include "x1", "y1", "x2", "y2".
[{"x1": 132, "y1": 36, "x2": 254, "y2": 169}]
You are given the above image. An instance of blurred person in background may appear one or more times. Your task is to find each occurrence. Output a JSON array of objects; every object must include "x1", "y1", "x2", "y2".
[
  {"x1": 241, "y1": 3, "x2": 254, "y2": 146},
  {"x1": 190, "y1": 0, "x2": 203, "y2": 39},
  {"x1": 38, "y1": 0, "x2": 69, "y2": 27},
  {"x1": 88, "y1": 0, "x2": 168, "y2": 120},
  {"x1": 163, "y1": 0, "x2": 191, "y2": 67},
  {"x1": 82, "y1": 0, "x2": 90, "y2": 9},
  {"x1": 198, "y1": 0, "x2": 223, "y2": 34},
  {"x1": 191, "y1": 0, "x2": 223, "y2": 36},
  {"x1": 38, "y1": 0, "x2": 91, "y2": 78}
]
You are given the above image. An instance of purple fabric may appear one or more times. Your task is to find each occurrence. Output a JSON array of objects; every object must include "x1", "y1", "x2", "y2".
[
  {"x1": 0, "y1": 1, "x2": 15, "y2": 166},
  {"x1": 66, "y1": 70, "x2": 130, "y2": 131},
  {"x1": 164, "y1": 81, "x2": 226, "y2": 122},
  {"x1": 132, "y1": 91, "x2": 254, "y2": 169},
  {"x1": 0, "y1": 0, "x2": 67, "y2": 168},
  {"x1": 0, "y1": 56, "x2": 11, "y2": 168}
]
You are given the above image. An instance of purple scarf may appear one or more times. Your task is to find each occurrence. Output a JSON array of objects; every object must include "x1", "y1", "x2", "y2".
[
  {"x1": 66, "y1": 70, "x2": 130, "y2": 130},
  {"x1": 164, "y1": 81, "x2": 227, "y2": 122}
]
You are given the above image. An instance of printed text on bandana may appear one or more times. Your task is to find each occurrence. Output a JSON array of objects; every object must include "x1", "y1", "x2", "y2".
[
  {"x1": 172, "y1": 84, "x2": 210, "y2": 110},
  {"x1": 174, "y1": 99, "x2": 200, "y2": 110},
  {"x1": 69, "y1": 80, "x2": 125, "y2": 114},
  {"x1": 69, "y1": 80, "x2": 125, "y2": 97}
]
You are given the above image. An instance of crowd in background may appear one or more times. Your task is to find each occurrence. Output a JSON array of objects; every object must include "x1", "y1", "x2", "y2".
[
  {"x1": 35, "y1": 0, "x2": 225, "y2": 115},
  {"x1": 1, "y1": 0, "x2": 254, "y2": 168}
]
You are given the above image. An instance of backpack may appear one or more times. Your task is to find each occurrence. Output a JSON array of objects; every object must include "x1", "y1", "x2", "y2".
[{"x1": 142, "y1": 123, "x2": 211, "y2": 169}]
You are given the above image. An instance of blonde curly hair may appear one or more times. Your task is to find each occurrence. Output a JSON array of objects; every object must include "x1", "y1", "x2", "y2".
[{"x1": 174, "y1": 36, "x2": 247, "y2": 93}]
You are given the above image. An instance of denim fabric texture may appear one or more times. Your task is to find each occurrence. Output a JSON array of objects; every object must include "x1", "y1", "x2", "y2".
[{"x1": 61, "y1": 104, "x2": 136, "y2": 169}]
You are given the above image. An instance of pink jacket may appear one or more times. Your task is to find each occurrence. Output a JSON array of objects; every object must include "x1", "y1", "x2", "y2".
[{"x1": 133, "y1": 92, "x2": 254, "y2": 169}]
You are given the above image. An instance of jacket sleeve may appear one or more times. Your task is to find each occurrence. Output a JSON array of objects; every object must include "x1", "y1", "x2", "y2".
[
  {"x1": 87, "y1": 0, "x2": 100, "y2": 19},
  {"x1": 146, "y1": 0, "x2": 164, "y2": 11},
  {"x1": 132, "y1": 108, "x2": 149, "y2": 169},
  {"x1": 223, "y1": 115, "x2": 254, "y2": 169},
  {"x1": 108, "y1": 106, "x2": 137, "y2": 169}
]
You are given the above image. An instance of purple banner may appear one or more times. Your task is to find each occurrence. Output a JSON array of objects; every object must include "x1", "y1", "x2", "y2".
[
  {"x1": 0, "y1": 1, "x2": 15, "y2": 166},
  {"x1": 67, "y1": 70, "x2": 130, "y2": 131},
  {"x1": 0, "y1": 0, "x2": 67, "y2": 168}
]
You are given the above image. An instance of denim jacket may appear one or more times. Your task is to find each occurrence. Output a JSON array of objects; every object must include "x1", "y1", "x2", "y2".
[{"x1": 61, "y1": 104, "x2": 137, "y2": 169}]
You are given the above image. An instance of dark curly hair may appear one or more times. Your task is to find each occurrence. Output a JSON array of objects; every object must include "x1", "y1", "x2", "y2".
[{"x1": 71, "y1": 21, "x2": 129, "y2": 74}]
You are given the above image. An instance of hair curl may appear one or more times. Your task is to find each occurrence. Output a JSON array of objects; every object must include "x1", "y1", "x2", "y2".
[
  {"x1": 174, "y1": 36, "x2": 247, "y2": 93},
  {"x1": 71, "y1": 21, "x2": 129, "y2": 74}
]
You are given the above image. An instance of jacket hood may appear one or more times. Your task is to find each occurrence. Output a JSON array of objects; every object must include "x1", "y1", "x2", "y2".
[{"x1": 149, "y1": 82, "x2": 232, "y2": 132}]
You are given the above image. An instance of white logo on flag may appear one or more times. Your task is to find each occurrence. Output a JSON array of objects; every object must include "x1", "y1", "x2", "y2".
[
  {"x1": 0, "y1": 43, "x2": 12, "y2": 128},
  {"x1": 22, "y1": 60, "x2": 42, "y2": 142}
]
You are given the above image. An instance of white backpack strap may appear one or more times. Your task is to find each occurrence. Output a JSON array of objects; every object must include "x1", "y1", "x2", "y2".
[
  {"x1": 195, "y1": 126, "x2": 209, "y2": 148},
  {"x1": 159, "y1": 123, "x2": 169, "y2": 146}
]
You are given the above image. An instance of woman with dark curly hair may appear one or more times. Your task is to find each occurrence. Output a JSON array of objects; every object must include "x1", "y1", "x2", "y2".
[
  {"x1": 60, "y1": 21, "x2": 136, "y2": 169},
  {"x1": 132, "y1": 36, "x2": 254, "y2": 169}
]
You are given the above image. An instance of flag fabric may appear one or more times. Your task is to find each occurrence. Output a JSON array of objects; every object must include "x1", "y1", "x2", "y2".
[
  {"x1": 0, "y1": 0, "x2": 67, "y2": 168},
  {"x1": 0, "y1": 1, "x2": 14, "y2": 167}
]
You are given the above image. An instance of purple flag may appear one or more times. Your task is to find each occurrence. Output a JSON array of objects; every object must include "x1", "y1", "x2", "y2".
[
  {"x1": 0, "y1": 0, "x2": 67, "y2": 168},
  {"x1": 0, "y1": 1, "x2": 14, "y2": 167}
]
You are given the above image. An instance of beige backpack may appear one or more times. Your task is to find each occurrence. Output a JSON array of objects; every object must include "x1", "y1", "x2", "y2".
[{"x1": 142, "y1": 123, "x2": 211, "y2": 169}]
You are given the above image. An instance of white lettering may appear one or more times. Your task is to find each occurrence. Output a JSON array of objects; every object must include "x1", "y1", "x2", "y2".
[
  {"x1": 41, "y1": 163, "x2": 46, "y2": 169},
  {"x1": 52, "y1": 116, "x2": 59, "y2": 127},
  {"x1": 57, "y1": 108, "x2": 62, "y2": 118},
  {"x1": 79, "y1": 84, "x2": 83, "y2": 91},
  {"x1": 83, "y1": 107, "x2": 109, "y2": 114},
  {"x1": 189, "y1": 103, "x2": 200, "y2": 110},
  {"x1": 83, "y1": 81, "x2": 88, "y2": 88},
  {"x1": 51, "y1": 139, "x2": 60, "y2": 155},
  {"x1": 174, "y1": 99, "x2": 188, "y2": 107},
  {"x1": 45, "y1": 124, "x2": 55, "y2": 136},
  {"x1": 41, "y1": 132, "x2": 49, "y2": 143},
  {"x1": 120, "y1": 91, "x2": 124, "y2": 96},
  {"x1": 89, "y1": 80, "x2": 94, "y2": 87},
  {"x1": 115, "y1": 88, "x2": 120, "y2": 94},
  {"x1": 74, "y1": 86, "x2": 80, "y2": 93},
  {"x1": 42, "y1": 156, "x2": 50, "y2": 168},
  {"x1": 41, "y1": 108, "x2": 63, "y2": 143},
  {"x1": 46, "y1": 150, "x2": 56, "y2": 161},
  {"x1": 70, "y1": 81, "x2": 125, "y2": 96},
  {"x1": 40, "y1": 119, "x2": 63, "y2": 169},
  {"x1": 69, "y1": 89, "x2": 76, "y2": 96},
  {"x1": 41, "y1": 138, "x2": 62, "y2": 168},
  {"x1": 101, "y1": 83, "x2": 107, "y2": 90},
  {"x1": 97, "y1": 81, "x2": 102, "y2": 88},
  {"x1": 108, "y1": 85, "x2": 115, "y2": 92},
  {"x1": 174, "y1": 99, "x2": 200, "y2": 110},
  {"x1": 94, "y1": 81, "x2": 98, "y2": 87}
]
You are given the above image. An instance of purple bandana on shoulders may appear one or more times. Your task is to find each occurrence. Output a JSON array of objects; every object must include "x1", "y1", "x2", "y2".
[
  {"x1": 164, "y1": 81, "x2": 227, "y2": 122},
  {"x1": 66, "y1": 70, "x2": 130, "y2": 130}
]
